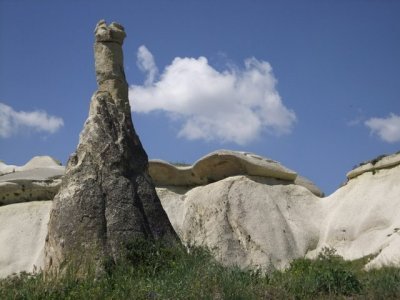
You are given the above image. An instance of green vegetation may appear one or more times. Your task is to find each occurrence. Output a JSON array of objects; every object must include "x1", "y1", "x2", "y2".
[
  {"x1": 353, "y1": 151, "x2": 400, "y2": 170},
  {"x1": 1, "y1": 242, "x2": 399, "y2": 299}
]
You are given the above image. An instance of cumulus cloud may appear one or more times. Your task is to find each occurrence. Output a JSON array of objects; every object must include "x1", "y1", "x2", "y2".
[
  {"x1": 365, "y1": 113, "x2": 400, "y2": 143},
  {"x1": 137, "y1": 45, "x2": 158, "y2": 86},
  {"x1": 0, "y1": 102, "x2": 64, "y2": 138},
  {"x1": 129, "y1": 46, "x2": 296, "y2": 145}
]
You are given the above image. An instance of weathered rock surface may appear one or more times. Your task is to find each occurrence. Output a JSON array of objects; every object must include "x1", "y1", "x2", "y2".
[
  {"x1": 0, "y1": 161, "x2": 17, "y2": 176},
  {"x1": 149, "y1": 150, "x2": 325, "y2": 271},
  {"x1": 160, "y1": 176, "x2": 322, "y2": 271},
  {"x1": 0, "y1": 156, "x2": 63, "y2": 175},
  {"x1": 158, "y1": 153, "x2": 400, "y2": 271},
  {"x1": 308, "y1": 152, "x2": 400, "y2": 270},
  {"x1": 1, "y1": 151, "x2": 400, "y2": 277},
  {"x1": 346, "y1": 152, "x2": 400, "y2": 179},
  {"x1": 2, "y1": 149, "x2": 400, "y2": 277},
  {"x1": 149, "y1": 150, "x2": 323, "y2": 197},
  {"x1": 0, "y1": 157, "x2": 64, "y2": 205},
  {"x1": 44, "y1": 20, "x2": 177, "y2": 274},
  {"x1": 0, "y1": 201, "x2": 52, "y2": 278}
]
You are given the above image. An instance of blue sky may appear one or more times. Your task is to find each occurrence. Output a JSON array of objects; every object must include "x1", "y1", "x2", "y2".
[{"x1": 0, "y1": 0, "x2": 399, "y2": 195}]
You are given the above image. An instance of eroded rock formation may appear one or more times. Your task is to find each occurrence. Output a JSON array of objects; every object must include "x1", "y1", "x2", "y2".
[
  {"x1": 0, "y1": 156, "x2": 64, "y2": 205},
  {"x1": 44, "y1": 20, "x2": 177, "y2": 274},
  {"x1": 308, "y1": 152, "x2": 400, "y2": 270},
  {"x1": 159, "y1": 175, "x2": 322, "y2": 271},
  {"x1": 159, "y1": 152, "x2": 400, "y2": 271},
  {"x1": 1, "y1": 150, "x2": 400, "y2": 277},
  {"x1": 0, "y1": 201, "x2": 51, "y2": 278},
  {"x1": 148, "y1": 150, "x2": 323, "y2": 197}
]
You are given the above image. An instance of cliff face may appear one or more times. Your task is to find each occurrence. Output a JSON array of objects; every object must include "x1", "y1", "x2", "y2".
[{"x1": 44, "y1": 20, "x2": 177, "y2": 274}]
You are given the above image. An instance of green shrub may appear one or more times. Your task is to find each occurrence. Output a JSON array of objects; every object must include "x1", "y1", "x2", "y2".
[
  {"x1": 1, "y1": 244, "x2": 400, "y2": 299},
  {"x1": 271, "y1": 247, "x2": 362, "y2": 298}
]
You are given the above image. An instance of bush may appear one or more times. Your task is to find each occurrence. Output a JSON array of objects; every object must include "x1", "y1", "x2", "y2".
[{"x1": 271, "y1": 247, "x2": 362, "y2": 298}]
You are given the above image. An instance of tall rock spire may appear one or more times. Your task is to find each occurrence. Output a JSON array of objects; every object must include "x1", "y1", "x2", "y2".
[{"x1": 44, "y1": 20, "x2": 177, "y2": 274}]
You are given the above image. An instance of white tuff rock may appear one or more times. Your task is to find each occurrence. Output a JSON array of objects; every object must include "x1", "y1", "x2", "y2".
[
  {"x1": 1, "y1": 151, "x2": 399, "y2": 277},
  {"x1": 149, "y1": 149, "x2": 323, "y2": 197},
  {"x1": 0, "y1": 156, "x2": 64, "y2": 205},
  {"x1": 0, "y1": 201, "x2": 52, "y2": 278}
]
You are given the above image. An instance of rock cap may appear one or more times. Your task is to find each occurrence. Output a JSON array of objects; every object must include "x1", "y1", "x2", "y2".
[
  {"x1": 347, "y1": 152, "x2": 400, "y2": 179},
  {"x1": 94, "y1": 20, "x2": 126, "y2": 45},
  {"x1": 149, "y1": 150, "x2": 323, "y2": 196}
]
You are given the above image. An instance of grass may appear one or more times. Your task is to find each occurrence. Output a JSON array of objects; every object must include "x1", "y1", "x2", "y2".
[{"x1": 1, "y1": 242, "x2": 399, "y2": 299}]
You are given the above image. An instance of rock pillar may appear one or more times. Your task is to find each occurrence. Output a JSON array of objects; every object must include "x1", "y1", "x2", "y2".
[{"x1": 44, "y1": 20, "x2": 177, "y2": 274}]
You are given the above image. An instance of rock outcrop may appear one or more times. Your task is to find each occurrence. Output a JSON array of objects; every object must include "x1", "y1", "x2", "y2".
[
  {"x1": 159, "y1": 152, "x2": 400, "y2": 271},
  {"x1": 159, "y1": 176, "x2": 322, "y2": 271},
  {"x1": 150, "y1": 150, "x2": 325, "y2": 271},
  {"x1": 0, "y1": 201, "x2": 51, "y2": 278},
  {"x1": 0, "y1": 156, "x2": 63, "y2": 176},
  {"x1": 346, "y1": 152, "x2": 400, "y2": 179},
  {"x1": 0, "y1": 156, "x2": 64, "y2": 206},
  {"x1": 44, "y1": 20, "x2": 177, "y2": 274},
  {"x1": 308, "y1": 152, "x2": 400, "y2": 270},
  {"x1": 1, "y1": 150, "x2": 400, "y2": 277},
  {"x1": 149, "y1": 150, "x2": 323, "y2": 197}
]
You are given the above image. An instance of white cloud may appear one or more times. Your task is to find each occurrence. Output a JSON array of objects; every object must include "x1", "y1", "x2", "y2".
[
  {"x1": 365, "y1": 113, "x2": 400, "y2": 143},
  {"x1": 129, "y1": 46, "x2": 296, "y2": 145},
  {"x1": 0, "y1": 102, "x2": 64, "y2": 138},
  {"x1": 137, "y1": 45, "x2": 158, "y2": 86}
]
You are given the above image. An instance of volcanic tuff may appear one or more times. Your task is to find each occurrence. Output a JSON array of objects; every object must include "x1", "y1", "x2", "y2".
[
  {"x1": 1, "y1": 151, "x2": 400, "y2": 276},
  {"x1": 44, "y1": 20, "x2": 177, "y2": 274},
  {"x1": 158, "y1": 152, "x2": 400, "y2": 271},
  {"x1": 149, "y1": 150, "x2": 323, "y2": 197},
  {"x1": 0, "y1": 156, "x2": 64, "y2": 206}
]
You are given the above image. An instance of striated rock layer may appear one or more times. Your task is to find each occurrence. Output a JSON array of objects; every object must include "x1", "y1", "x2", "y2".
[{"x1": 44, "y1": 20, "x2": 177, "y2": 273}]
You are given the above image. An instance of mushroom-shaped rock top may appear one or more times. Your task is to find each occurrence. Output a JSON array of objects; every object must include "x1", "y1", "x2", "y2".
[
  {"x1": 149, "y1": 150, "x2": 323, "y2": 197},
  {"x1": 347, "y1": 152, "x2": 400, "y2": 180},
  {"x1": 94, "y1": 20, "x2": 126, "y2": 44}
]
